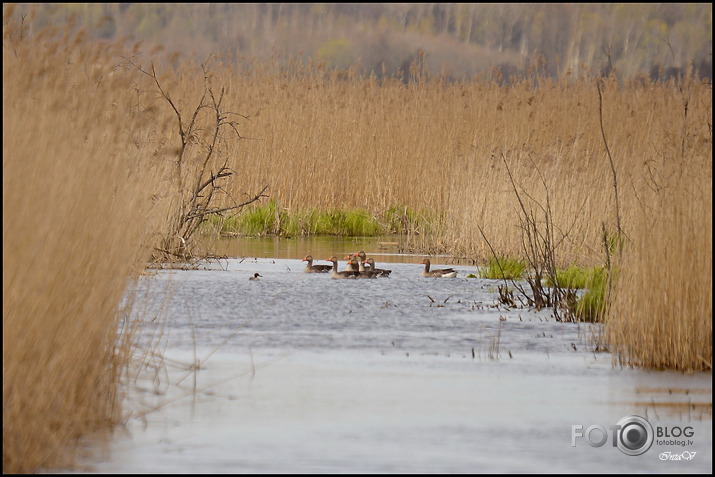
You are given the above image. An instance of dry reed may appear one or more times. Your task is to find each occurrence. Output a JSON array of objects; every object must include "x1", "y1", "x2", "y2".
[
  {"x1": 205, "y1": 61, "x2": 711, "y2": 369},
  {"x1": 3, "y1": 9, "x2": 711, "y2": 472},
  {"x1": 3, "y1": 15, "x2": 171, "y2": 473},
  {"x1": 605, "y1": 72, "x2": 712, "y2": 371},
  {"x1": 606, "y1": 170, "x2": 712, "y2": 371},
  {"x1": 199, "y1": 64, "x2": 710, "y2": 264}
]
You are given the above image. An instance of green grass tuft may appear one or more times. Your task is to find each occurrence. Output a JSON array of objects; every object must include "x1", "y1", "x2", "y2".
[
  {"x1": 480, "y1": 256, "x2": 527, "y2": 280},
  {"x1": 548, "y1": 266, "x2": 610, "y2": 322},
  {"x1": 212, "y1": 201, "x2": 390, "y2": 237},
  {"x1": 546, "y1": 265, "x2": 606, "y2": 290}
]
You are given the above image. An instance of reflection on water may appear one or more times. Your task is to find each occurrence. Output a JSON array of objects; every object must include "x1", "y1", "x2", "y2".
[{"x1": 77, "y1": 253, "x2": 711, "y2": 473}]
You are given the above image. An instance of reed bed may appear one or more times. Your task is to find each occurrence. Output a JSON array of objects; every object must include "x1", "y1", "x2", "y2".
[
  {"x1": 4, "y1": 11, "x2": 711, "y2": 472},
  {"x1": 605, "y1": 136, "x2": 712, "y2": 371},
  {"x1": 205, "y1": 60, "x2": 711, "y2": 368},
  {"x1": 204, "y1": 65, "x2": 709, "y2": 264},
  {"x1": 3, "y1": 21, "x2": 171, "y2": 473},
  {"x1": 166, "y1": 57, "x2": 711, "y2": 368}
]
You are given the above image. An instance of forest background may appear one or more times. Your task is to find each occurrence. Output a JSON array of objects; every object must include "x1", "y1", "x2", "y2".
[{"x1": 25, "y1": 3, "x2": 713, "y2": 81}]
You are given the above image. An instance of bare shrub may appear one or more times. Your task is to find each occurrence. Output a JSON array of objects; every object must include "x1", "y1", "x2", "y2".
[{"x1": 122, "y1": 56, "x2": 268, "y2": 263}]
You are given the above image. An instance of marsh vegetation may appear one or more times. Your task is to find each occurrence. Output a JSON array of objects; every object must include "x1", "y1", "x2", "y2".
[{"x1": 3, "y1": 6, "x2": 711, "y2": 473}]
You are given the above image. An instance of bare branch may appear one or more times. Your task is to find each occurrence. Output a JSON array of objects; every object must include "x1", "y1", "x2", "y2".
[
  {"x1": 185, "y1": 185, "x2": 269, "y2": 220},
  {"x1": 126, "y1": 57, "x2": 265, "y2": 262},
  {"x1": 596, "y1": 80, "x2": 623, "y2": 255}
]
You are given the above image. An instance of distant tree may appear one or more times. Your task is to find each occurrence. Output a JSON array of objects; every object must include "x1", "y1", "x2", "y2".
[{"x1": 19, "y1": 3, "x2": 713, "y2": 82}]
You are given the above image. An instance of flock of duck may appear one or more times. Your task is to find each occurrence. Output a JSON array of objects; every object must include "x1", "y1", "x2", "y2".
[{"x1": 302, "y1": 251, "x2": 458, "y2": 279}]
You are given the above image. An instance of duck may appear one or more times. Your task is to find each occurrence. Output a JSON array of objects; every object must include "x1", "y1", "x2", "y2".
[
  {"x1": 347, "y1": 251, "x2": 369, "y2": 270},
  {"x1": 345, "y1": 251, "x2": 374, "y2": 278},
  {"x1": 344, "y1": 254, "x2": 359, "y2": 272},
  {"x1": 420, "y1": 258, "x2": 457, "y2": 278},
  {"x1": 302, "y1": 255, "x2": 332, "y2": 273},
  {"x1": 365, "y1": 258, "x2": 392, "y2": 277},
  {"x1": 327, "y1": 256, "x2": 360, "y2": 279},
  {"x1": 249, "y1": 273, "x2": 262, "y2": 281},
  {"x1": 348, "y1": 257, "x2": 379, "y2": 279},
  {"x1": 349, "y1": 250, "x2": 387, "y2": 277}
]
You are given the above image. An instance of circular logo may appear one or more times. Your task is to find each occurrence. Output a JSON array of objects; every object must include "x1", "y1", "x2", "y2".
[{"x1": 616, "y1": 415, "x2": 654, "y2": 456}]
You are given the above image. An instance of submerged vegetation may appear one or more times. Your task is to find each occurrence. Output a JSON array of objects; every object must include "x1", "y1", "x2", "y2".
[{"x1": 3, "y1": 4, "x2": 711, "y2": 473}]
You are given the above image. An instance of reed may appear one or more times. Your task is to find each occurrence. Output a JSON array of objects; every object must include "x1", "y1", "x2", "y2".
[
  {"x1": 3, "y1": 12, "x2": 711, "y2": 473},
  {"x1": 201, "y1": 65, "x2": 710, "y2": 267},
  {"x1": 3, "y1": 14, "x2": 171, "y2": 473},
  {"x1": 605, "y1": 132, "x2": 712, "y2": 371},
  {"x1": 203, "y1": 60, "x2": 710, "y2": 367}
]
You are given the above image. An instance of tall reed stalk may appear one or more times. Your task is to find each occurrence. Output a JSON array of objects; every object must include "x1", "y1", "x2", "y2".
[
  {"x1": 606, "y1": 173, "x2": 712, "y2": 371},
  {"x1": 3, "y1": 13, "x2": 170, "y2": 472},
  {"x1": 605, "y1": 70, "x2": 712, "y2": 371}
]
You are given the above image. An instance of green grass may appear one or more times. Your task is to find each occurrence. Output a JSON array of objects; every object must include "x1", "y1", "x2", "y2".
[
  {"x1": 574, "y1": 268, "x2": 611, "y2": 322},
  {"x1": 208, "y1": 200, "x2": 405, "y2": 237},
  {"x1": 310, "y1": 208, "x2": 384, "y2": 236},
  {"x1": 480, "y1": 256, "x2": 527, "y2": 280},
  {"x1": 575, "y1": 282, "x2": 606, "y2": 322},
  {"x1": 545, "y1": 265, "x2": 606, "y2": 289},
  {"x1": 477, "y1": 260, "x2": 609, "y2": 322},
  {"x1": 236, "y1": 199, "x2": 281, "y2": 235},
  {"x1": 545, "y1": 265, "x2": 609, "y2": 322}
]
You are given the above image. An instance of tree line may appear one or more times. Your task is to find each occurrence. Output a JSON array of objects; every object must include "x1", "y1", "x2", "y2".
[{"x1": 18, "y1": 3, "x2": 713, "y2": 81}]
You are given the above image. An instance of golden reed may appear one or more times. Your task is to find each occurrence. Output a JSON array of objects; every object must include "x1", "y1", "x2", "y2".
[
  {"x1": 3, "y1": 9, "x2": 711, "y2": 472},
  {"x1": 209, "y1": 62, "x2": 711, "y2": 371},
  {"x1": 3, "y1": 13, "x2": 172, "y2": 473},
  {"x1": 605, "y1": 131, "x2": 712, "y2": 372}
]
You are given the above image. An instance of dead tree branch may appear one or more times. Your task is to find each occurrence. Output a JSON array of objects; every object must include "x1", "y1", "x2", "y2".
[
  {"x1": 123, "y1": 55, "x2": 268, "y2": 262},
  {"x1": 502, "y1": 153, "x2": 577, "y2": 322},
  {"x1": 596, "y1": 79, "x2": 623, "y2": 257}
]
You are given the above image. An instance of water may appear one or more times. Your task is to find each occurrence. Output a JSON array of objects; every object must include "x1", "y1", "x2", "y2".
[{"x1": 77, "y1": 248, "x2": 712, "y2": 473}]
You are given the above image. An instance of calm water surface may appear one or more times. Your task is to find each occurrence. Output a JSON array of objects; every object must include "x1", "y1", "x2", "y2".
[{"x1": 77, "y1": 240, "x2": 712, "y2": 473}]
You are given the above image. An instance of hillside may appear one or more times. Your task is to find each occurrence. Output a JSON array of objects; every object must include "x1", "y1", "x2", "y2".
[{"x1": 16, "y1": 3, "x2": 713, "y2": 81}]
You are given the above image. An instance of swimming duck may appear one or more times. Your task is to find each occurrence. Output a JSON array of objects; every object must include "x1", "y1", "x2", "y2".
[
  {"x1": 344, "y1": 254, "x2": 359, "y2": 272},
  {"x1": 327, "y1": 256, "x2": 360, "y2": 279},
  {"x1": 348, "y1": 257, "x2": 379, "y2": 279},
  {"x1": 249, "y1": 273, "x2": 262, "y2": 281},
  {"x1": 420, "y1": 258, "x2": 457, "y2": 278},
  {"x1": 365, "y1": 258, "x2": 392, "y2": 277},
  {"x1": 302, "y1": 255, "x2": 332, "y2": 273}
]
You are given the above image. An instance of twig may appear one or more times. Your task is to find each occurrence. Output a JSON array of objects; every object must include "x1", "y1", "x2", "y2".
[{"x1": 596, "y1": 79, "x2": 623, "y2": 256}]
